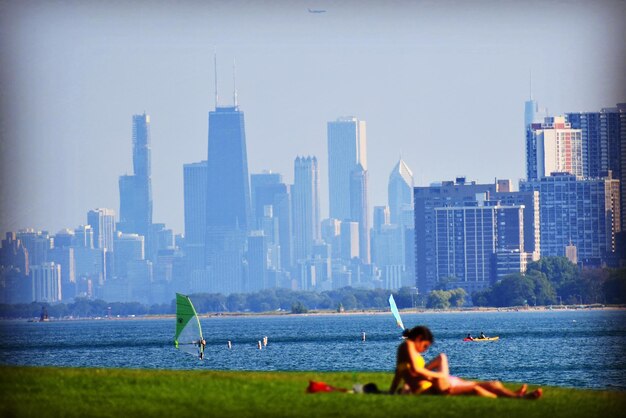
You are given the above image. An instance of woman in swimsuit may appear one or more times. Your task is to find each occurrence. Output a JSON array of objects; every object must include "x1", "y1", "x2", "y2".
[{"x1": 390, "y1": 326, "x2": 542, "y2": 399}]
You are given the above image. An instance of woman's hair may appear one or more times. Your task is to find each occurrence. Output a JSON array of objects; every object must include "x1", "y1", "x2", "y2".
[{"x1": 407, "y1": 326, "x2": 434, "y2": 342}]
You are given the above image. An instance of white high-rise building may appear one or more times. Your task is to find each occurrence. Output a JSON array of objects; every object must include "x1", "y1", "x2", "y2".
[
  {"x1": 327, "y1": 117, "x2": 367, "y2": 221},
  {"x1": 528, "y1": 116, "x2": 584, "y2": 179}
]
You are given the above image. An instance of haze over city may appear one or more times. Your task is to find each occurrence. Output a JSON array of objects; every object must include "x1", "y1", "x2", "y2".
[{"x1": 1, "y1": 0, "x2": 625, "y2": 235}]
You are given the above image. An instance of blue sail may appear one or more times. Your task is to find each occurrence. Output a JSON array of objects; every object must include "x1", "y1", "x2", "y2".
[{"x1": 388, "y1": 294, "x2": 405, "y2": 330}]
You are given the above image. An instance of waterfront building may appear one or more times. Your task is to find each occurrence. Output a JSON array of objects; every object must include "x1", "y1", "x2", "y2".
[
  {"x1": 414, "y1": 178, "x2": 496, "y2": 293},
  {"x1": 520, "y1": 173, "x2": 620, "y2": 265},
  {"x1": 566, "y1": 103, "x2": 626, "y2": 240},
  {"x1": 434, "y1": 202, "x2": 526, "y2": 293},
  {"x1": 526, "y1": 116, "x2": 584, "y2": 179}
]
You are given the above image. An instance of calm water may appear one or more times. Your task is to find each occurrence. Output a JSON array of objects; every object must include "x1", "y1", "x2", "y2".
[{"x1": 1, "y1": 310, "x2": 624, "y2": 390}]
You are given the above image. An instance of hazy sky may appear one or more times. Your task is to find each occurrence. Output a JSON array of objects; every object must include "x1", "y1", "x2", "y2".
[{"x1": 1, "y1": 0, "x2": 625, "y2": 235}]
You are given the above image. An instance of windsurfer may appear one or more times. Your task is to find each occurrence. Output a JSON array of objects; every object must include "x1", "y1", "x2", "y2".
[{"x1": 198, "y1": 339, "x2": 206, "y2": 359}]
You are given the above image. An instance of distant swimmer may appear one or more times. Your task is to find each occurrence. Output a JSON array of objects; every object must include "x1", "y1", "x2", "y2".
[
  {"x1": 227, "y1": 340, "x2": 232, "y2": 349},
  {"x1": 258, "y1": 340, "x2": 262, "y2": 350},
  {"x1": 263, "y1": 336, "x2": 268, "y2": 347},
  {"x1": 362, "y1": 331, "x2": 366, "y2": 342}
]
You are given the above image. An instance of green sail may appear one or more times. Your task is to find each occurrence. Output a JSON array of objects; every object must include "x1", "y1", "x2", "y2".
[{"x1": 174, "y1": 293, "x2": 203, "y2": 355}]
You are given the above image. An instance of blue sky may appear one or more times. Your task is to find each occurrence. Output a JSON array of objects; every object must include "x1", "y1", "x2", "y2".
[{"x1": 1, "y1": 0, "x2": 624, "y2": 234}]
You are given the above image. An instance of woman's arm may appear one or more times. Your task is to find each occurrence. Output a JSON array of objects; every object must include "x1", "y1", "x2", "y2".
[{"x1": 406, "y1": 341, "x2": 449, "y2": 380}]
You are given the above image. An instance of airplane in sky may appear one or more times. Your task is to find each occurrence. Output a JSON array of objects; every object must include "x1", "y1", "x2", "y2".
[{"x1": 308, "y1": 8, "x2": 327, "y2": 13}]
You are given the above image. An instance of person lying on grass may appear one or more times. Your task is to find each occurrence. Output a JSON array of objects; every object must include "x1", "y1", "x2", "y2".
[{"x1": 389, "y1": 325, "x2": 542, "y2": 399}]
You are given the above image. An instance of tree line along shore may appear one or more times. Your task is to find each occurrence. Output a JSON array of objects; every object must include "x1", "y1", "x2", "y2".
[{"x1": 1, "y1": 257, "x2": 624, "y2": 320}]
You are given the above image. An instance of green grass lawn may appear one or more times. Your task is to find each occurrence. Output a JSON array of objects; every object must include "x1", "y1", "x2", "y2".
[{"x1": 1, "y1": 366, "x2": 624, "y2": 418}]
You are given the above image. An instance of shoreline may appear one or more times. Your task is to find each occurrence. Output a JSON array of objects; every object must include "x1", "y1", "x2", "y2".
[{"x1": 4, "y1": 304, "x2": 623, "y2": 322}]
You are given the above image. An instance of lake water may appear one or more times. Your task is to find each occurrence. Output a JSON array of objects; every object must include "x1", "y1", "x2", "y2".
[{"x1": 1, "y1": 309, "x2": 624, "y2": 390}]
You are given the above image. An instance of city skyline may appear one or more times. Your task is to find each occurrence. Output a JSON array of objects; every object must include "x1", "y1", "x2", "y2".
[{"x1": 1, "y1": 0, "x2": 625, "y2": 235}]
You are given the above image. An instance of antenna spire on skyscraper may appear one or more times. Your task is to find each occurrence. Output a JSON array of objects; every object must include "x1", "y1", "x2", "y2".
[
  {"x1": 233, "y1": 58, "x2": 238, "y2": 108},
  {"x1": 529, "y1": 68, "x2": 533, "y2": 100}
]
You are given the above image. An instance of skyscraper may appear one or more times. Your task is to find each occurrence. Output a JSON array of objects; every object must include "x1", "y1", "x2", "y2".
[
  {"x1": 205, "y1": 102, "x2": 252, "y2": 294},
  {"x1": 292, "y1": 156, "x2": 320, "y2": 263},
  {"x1": 183, "y1": 161, "x2": 207, "y2": 272},
  {"x1": 118, "y1": 113, "x2": 153, "y2": 241},
  {"x1": 526, "y1": 116, "x2": 584, "y2": 179},
  {"x1": 350, "y1": 163, "x2": 370, "y2": 263},
  {"x1": 87, "y1": 208, "x2": 116, "y2": 252},
  {"x1": 250, "y1": 171, "x2": 282, "y2": 227},
  {"x1": 566, "y1": 103, "x2": 626, "y2": 240},
  {"x1": 327, "y1": 117, "x2": 367, "y2": 221},
  {"x1": 520, "y1": 173, "x2": 620, "y2": 265},
  {"x1": 414, "y1": 178, "x2": 496, "y2": 293},
  {"x1": 388, "y1": 159, "x2": 414, "y2": 226}
]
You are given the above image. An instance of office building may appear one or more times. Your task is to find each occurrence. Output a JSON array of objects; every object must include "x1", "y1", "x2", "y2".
[
  {"x1": 118, "y1": 113, "x2": 153, "y2": 240},
  {"x1": 327, "y1": 117, "x2": 367, "y2": 221},
  {"x1": 205, "y1": 100, "x2": 252, "y2": 294},
  {"x1": 87, "y1": 208, "x2": 116, "y2": 252},
  {"x1": 183, "y1": 161, "x2": 207, "y2": 272},
  {"x1": 350, "y1": 163, "x2": 370, "y2": 263},
  {"x1": 292, "y1": 156, "x2": 320, "y2": 263},
  {"x1": 388, "y1": 159, "x2": 414, "y2": 227}
]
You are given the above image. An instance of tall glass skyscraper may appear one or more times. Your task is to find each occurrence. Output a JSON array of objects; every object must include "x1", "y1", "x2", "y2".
[
  {"x1": 292, "y1": 156, "x2": 320, "y2": 263},
  {"x1": 350, "y1": 163, "x2": 370, "y2": 263},
  {"x1": 205, "y1": 105, "x2": 251, "y2": 293},
  {"x1": 327, "y1": 117, "x2": 367, "y2": 221},
  {"x1": 183, "y1": 161, "x2": 207, "y2": 273},
  {"x1": 388, "y1": 158, "x2": 414, "y2": 227},
  {"x1": 118, "y1": 113, "x2": 153, "y2": 240}
]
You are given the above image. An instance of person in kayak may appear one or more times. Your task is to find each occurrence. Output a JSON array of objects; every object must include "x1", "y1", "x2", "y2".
[
  {"x1": 390, "y1": 326, "x2": 542, "y2": 399},
  {"x1": 479, "y1": 332, "x2": 487, "y2": 339},
  {"x1": 466, "y1": 333, "x2": 474, "y2": 341}
]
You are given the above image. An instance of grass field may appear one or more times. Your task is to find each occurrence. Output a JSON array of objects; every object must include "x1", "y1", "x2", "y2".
[{"x1": 1, "y1": 366, "x2": 624, "y2": 418}]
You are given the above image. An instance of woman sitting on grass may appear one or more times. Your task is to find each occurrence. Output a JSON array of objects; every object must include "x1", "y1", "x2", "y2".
[{"x1": 389, "y1": 326, "x2": 542, "y2": 399}]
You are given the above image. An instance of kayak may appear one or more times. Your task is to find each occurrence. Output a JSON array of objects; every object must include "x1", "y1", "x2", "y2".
[{"x1": 463, "y1": 337, "x2": 499, "y2": 342}]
